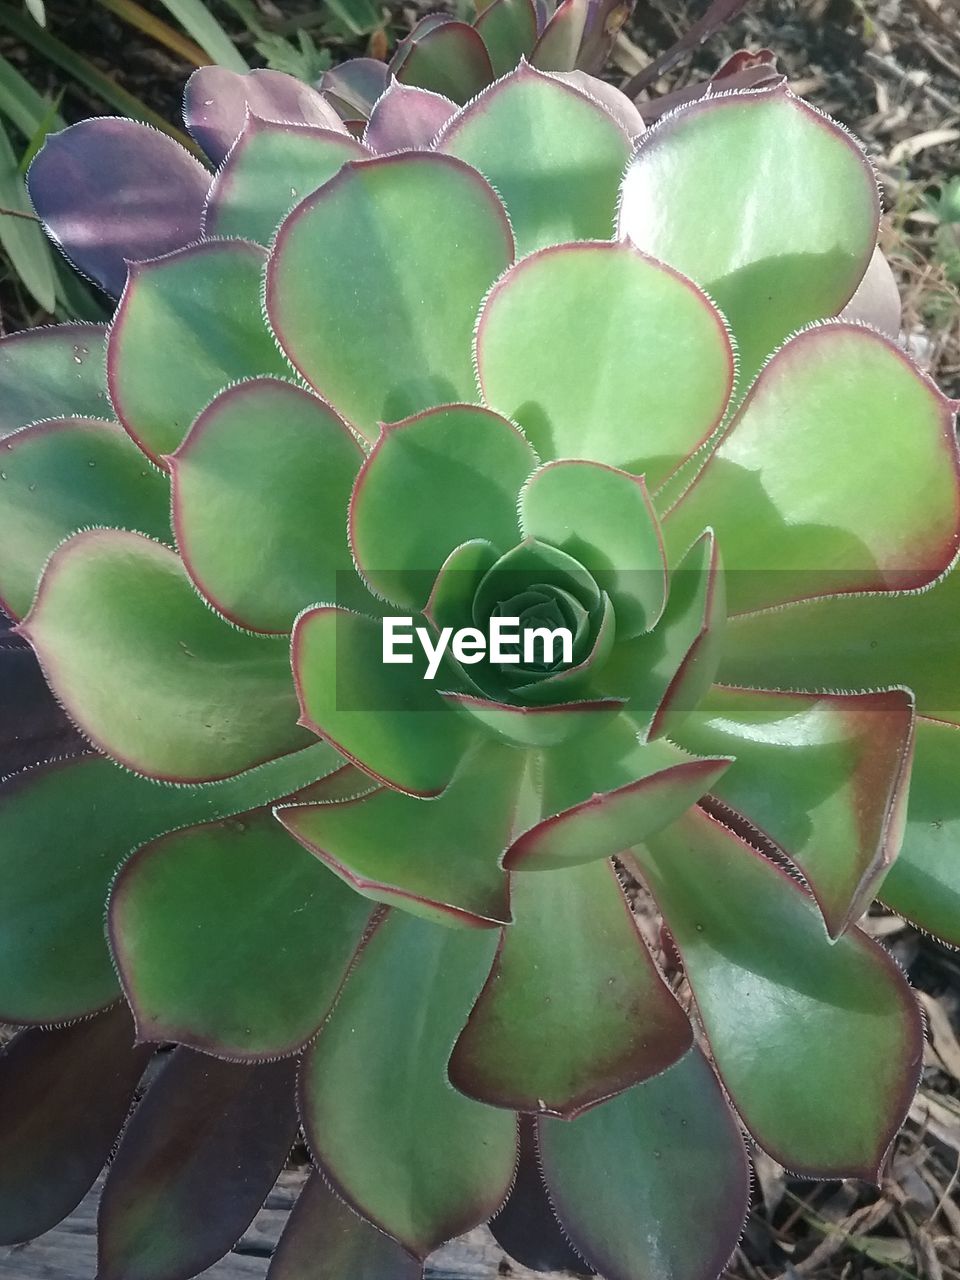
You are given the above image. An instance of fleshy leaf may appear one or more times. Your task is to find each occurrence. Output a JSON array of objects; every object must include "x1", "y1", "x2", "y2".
[
  {"x1": 277, "y1": 741, "x2": 518, "y2": 927},
  {"x1": 350, "y1": 404, "x2": 537, "y2": 610},
  {"x1": 0, "y1": 744, "x2": 339, "y2": 1023},
  {"x1": 204, "y1": 118, "x2": 365, "y2": 246},
  {"x1": 110, "y1": 812, "x2": 373, "y2": 1058},
  {"x1": 489, "y1": 1117, "x2": 593, "y2": 1275},
  {"x1": 506, "y1": 721, "x2": 730, "y2": 870},
  {"x1": 363, "y1": 80, "x2": 458, "y2": 153},
  {"x1": 0, "y1": 323, "x2": 108, "y2": 437},
  {"x1": 879, "y1": 716, "x2": 960, "y2": 945},
  {"x1": 547, "y1": 69, "x2": 645, "y2": 135},
  {"x1": 108, "y1": 238, "x2": 290, "y2": 463},
  {"x1": 0, "y1": 417, "x2": 171, "y2": 619},
  {"x1": 520, "y1": 459, "x2": 666, "y2": 637},
  {"x1": 538, "y1": 1047, "x2": 750, "y2": 1280},
  {"x1": 665, "y1": 325, "x2": 960, "y2": 612},
  {"x1": 293, "y1": 606, "x2": 474, "y2": 796},
  {"x1": 392, "y1": 22, "x2": 494, "y2": 103},
  {"x1": 674, "y1": 685, "x2": 915, "y2": 936},
  {"x1": 441, "y1": 691, "x2": 625, "y2": 747},
  {"x1": 425, "y1": 539, "x2": 500, "y2": 635},
  {"x1": 21, "y1": 529, "x2": 312, "y2": 782},
  {"x1": 170, "y1": 378, "x2": 366, "y2": 633},
  {"x1": 618, "y1": 86, "x2": 880, "y2": 382},
  {"x1": 840, "y1": 245, "x2": 901, "y2": 337},
  {"x1": 266, "y1": 152, "x2": 514, "y2": 441},
  {"x1": 474, "y1": 0, "x2": 539, "y2": 76},
  {"x1": 268, "y1": 1173, "x2": 423, "y2": 1280},
  {"x1": 533, "y1": 0, "x2": 630, "y2": 73},
  {"x1": 720, "y1": 560, "x2": 960, "y2": 725},
  {"x1": 28, "y1": 119, "x2": 211, "y2": 297},
  {"x1": 601, "y1": 530, "x2": 726, "y2": 738},
  {"x1": 449, "y1": 859, "x2": 692, "y2": 1115},
  {"x1": 183, "y1": 65, "x2": 347, "y2": 164},
  {"x1": 0, "y1": 1005, "x2": 152, "y2": 1246},
  {"x1": 319, "y1": 59, "x2": 390, "y2": 118},
  {"x1": 98, "y1": 1051, "x2": 299, "y2": 1280},
  {"x1": 300, "y1": 910, "x2": 517, "y2": 1257},
  {"x1": 476, "y1": 242, "x2": 734, "y2": 488},
  {"x1": 436, "y1": 63, "x2": 630, "y2": 254},
  {"x1": 630, "y1": 806, "x2": 924, "y2": 1179},
  {"x1": 0, "y1": 633, "x2": 78, "y2": 777}
]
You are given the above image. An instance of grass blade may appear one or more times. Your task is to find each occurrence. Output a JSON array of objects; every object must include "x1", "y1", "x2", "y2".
[
  {"x1": 155, "y1": 0, "x2": 249, "y2": 71},
  {"x1": 0, "y1": 50, "x2": 63, "y2": 137},
  {"x1": 0, "y1": 117, "x2": 57, "y2": 310},
  {"x1": 95, "y1": 0, "x2": 211, "y2": 67}
]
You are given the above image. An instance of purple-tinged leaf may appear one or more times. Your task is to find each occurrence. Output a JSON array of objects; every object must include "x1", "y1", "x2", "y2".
[
  {"x1": 636, "y1": 49, "x2": 783, "y2": 124},
  {"x1": 840, "y1": 245, "x2": 902, "y2": 337},
  {"x1": 0, "y1": 1004, "x2": 152, "y2": 1246},
  {"x1": 277, "y1": 741, "x2": 518, "y2": 928},
  {"x1": 548, "y1": 69, "x2": 645, "y2": 134},
  {"x1": 300, "y1": 910, "x2": 517, "y2": 1258},
  {"x1": 363, "y1": 80, "x2": 458, "y2": 152},
  {"x1": 27, "y1": 119, "x2": 210, "y2": 297},
  {"x1": 0, "y1": 633, "x2": 78, "y2": 777},
  {"x1": 98, "y1": 1050, "x2": 299, "y2": 1280},
  {"x1": 623, "y1": 0, "x2": 750, "y2": 95},
  {"x1": 539, "y1": 1048, "x2": 750, "y2": 1280},
  {"x1": 532, "y1": 0, "x2": 631, "y2": 73},
  {"x1": 183, "y1": 65, "x2": 347, "y2": 165},
  {"x1": 631, "y1": 806, "x2": 924, "y2": 1180},
  {"x1": 489, "y1": 1117, "x2": 594, "y2": 1275},
  {"x1": 441, "y1": 692, "x2": 625, "y2": 748},
  {"x1": 675, "y1": 685, "x2": 916, "y2": 937},
  {"x1": 0, "y1": 323, "x2": 108, "y2": 437},
  {"x1": 268, "y1": 1173, "x2": 423, "y2": 1280},
  {"x1": 319, "y1": 58, "x2": 390, "y2": 118},
  {"x1": 450, "y1": 859, "x2": 692, "y2": 1116},
  {"x1": 392, "y1": 22, "x2": 495, "y2": 103}
]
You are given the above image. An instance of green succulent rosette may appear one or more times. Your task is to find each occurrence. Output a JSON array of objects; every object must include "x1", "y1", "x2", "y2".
[{"x1": 0, "y1": 60, "x2": 957, "y2": 1280}]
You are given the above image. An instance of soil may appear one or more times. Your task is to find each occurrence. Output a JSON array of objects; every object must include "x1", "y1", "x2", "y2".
[{"x1": 1, "y1": 2, "x2": 959, "y2": 1278}]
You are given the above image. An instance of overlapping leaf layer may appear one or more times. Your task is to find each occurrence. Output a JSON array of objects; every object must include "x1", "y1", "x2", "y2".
[{"x1": 0, "y1": 45, "x2": 955, "y2": 1280}]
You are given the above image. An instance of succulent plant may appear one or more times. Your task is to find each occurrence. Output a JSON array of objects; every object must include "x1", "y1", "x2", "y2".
[{"x1": 1, "y1": 57, "x2": 958, "y2": 1280}]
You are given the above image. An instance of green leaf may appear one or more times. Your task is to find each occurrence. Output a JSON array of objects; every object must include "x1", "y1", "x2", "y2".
[
  {"x1": 473, "y1": 0, "x2": 538, "y2": 75},
  {"x1": 110, "y1": 812, "x2": 374, "y2": 1058},
  {"x1": 619, "y1": 85, "x2": 880, "y2": 383},
  {"x1": 0, "y1": 1006, "x2": 152, "y2": 1246},
  {"x1": 266, "y1": 152, "x2": 514, "y2": 442},
  {"x1": 476, "y1": 242, "x2": 734, "y2": 488},
  {"x1": 505, "y1": 729, "x2": 730, "y2": 871},
  {"x1": 665, "y1": 325, "x2": 960, "y2": 613},
  {"x1": 879, "y1": 716, "x2": 960, "y2": 945},
  {"x1": 293, "y1": 606, "x2": 475, "y2": 796},
  {"x1": 0, "y1": 118, "x2": 56, "y2": 311},
  {"x1": 630, "y1": 806, "x2": 924, "y2": 1179},
  {"x1": 538, "y1": 1048, "x2": 750, "y2": 1280},
  {"x1": 204, "y1": 117, "x2": 364, "y2": 246},
  {"x1": 720, "y1": 560, "x2": 960, "y2": 725},
  {"x1": 170, "y1": 378, "x2": 366, "y2": 633},
  {"x1": 156, "y1": 0, "x2": 249, "y2": 71},
  {"x1": 278, "y1": 741, "x2": 518, "y2": 927},
  {"x1": 0, "y1": 49, "x2": 64, "y2": 138},
  {"x1": 449, "y1": 859, "x2": 692, "y2": 1115},
  {"x1": 268, "y1": 1173, "x2": 422, "y2": 1280},
  {"x1": 674, "y1": 685, "x2": 915, "y2": 937},
  {"x1": 520, "y1": 459, "x2": 667, "y2": 637},
  {"x1": 437, "y1": 63, "x2": 630, "y2": 254},
  {"x1": 392, "y1": 22, "x2": 494, "y2": 103},
  {"x1": 602, "y1": 530, "x2": 726, "y2": 738},
  {"x1": 350, "y1": 404, "x2": 537, "y2": 610},
  {"x1": 108, "y1": 239, "x2": 290, "y2": 463},
  {"x1": 0, "y1": 322, "x2": 108, "y2": 437},
  {"x1": 0, "y1": 417, "x2": 171, "y2": 619},
  {"x1": 441, "y1": 690, "x2": 625, "y2": 747},
  {"x1": 98, "y1": 1051, "x2": 298, "y2": 1280},
  {"x1": 300, "y1": 910, "x2": 517, "y2": 1257},
  {"x1": 22, "y1": 529, "x2": 312, "y2": 782},
  {"x1": 0, "y1": 744, "x2": 340, "y2": 1023}
]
